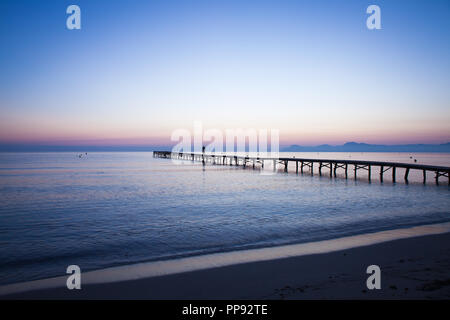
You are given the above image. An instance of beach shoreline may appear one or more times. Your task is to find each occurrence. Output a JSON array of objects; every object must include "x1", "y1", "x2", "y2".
[{"x1": 2, "y1": 223, "x2": 450, "y2": 300}]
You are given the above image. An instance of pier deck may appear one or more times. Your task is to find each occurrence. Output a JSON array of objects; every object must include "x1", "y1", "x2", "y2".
[{"x1": 153, "y1": 151, "x2": 450, "y2": 185}]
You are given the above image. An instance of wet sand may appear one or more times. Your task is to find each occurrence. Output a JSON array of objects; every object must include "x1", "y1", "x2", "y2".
[{"x1": 2, "y1": 230, "x2": 450, "y2": 299}]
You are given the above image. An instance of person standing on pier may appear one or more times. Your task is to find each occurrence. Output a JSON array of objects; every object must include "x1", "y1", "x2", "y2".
[{"x1": 202, "y1": 145, "x2": 205, "y2": 165}]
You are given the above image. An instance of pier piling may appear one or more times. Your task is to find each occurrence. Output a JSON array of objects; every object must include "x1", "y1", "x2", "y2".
[
  {"x1": 404, "y1": 168, "x2": 410, "y2": 183},
  {"x1": 153, "y1": 151, "x2": 449, "y2": 186}
]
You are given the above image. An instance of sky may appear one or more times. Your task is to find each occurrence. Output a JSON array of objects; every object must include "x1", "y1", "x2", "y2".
[{"x1": 0, "y1": 0, "x2": 449, "y2": 147}]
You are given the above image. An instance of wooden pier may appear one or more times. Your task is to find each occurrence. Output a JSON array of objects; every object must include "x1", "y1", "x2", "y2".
[{"x1": 153, "y1": 151, "x2": 450, "y2": 185}]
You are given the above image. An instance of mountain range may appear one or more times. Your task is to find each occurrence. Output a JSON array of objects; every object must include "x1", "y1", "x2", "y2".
[
  {"x1": 281, "y1": 142, "x2": 450, "y2": 152},
  {"x1": 1, "y1": 142, "x2": 449, "y2": 152}
]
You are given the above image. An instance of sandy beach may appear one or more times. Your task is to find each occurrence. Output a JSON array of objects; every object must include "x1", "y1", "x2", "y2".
[{"x1": 2, "y1": 227, "x2": 450, "y2": 300}]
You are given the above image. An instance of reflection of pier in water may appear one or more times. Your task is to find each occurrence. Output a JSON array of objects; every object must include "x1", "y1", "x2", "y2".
[{"x1": 153, "y1": 151, "x2": 450, "y2": 185}]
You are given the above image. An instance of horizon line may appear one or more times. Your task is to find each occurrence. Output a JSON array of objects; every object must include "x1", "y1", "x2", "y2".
[{"x1": 0, "y1": 141, "x2": 449, "y2": 153}]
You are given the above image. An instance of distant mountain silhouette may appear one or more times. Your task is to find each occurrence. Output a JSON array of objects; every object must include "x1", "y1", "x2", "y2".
[
  {"x1": 1, "y1": 142, "x2": 449, "y2": 153},
  {"x1": 281, "y1": 142, "x2": 450, "y2": 152}
]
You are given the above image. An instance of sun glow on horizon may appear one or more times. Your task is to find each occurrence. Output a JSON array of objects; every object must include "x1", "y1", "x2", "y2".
[{"x1": 1, "y1": 0, "x2": 449, "y2": 147}]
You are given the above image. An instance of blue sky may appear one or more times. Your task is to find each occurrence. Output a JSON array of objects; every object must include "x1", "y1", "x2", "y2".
[{"x1": 0, "y1": 0, "x2": 449, "y2": 146}]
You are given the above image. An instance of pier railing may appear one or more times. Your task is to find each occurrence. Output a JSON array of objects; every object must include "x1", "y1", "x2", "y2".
[{"x1": 153, "y1": 151, "x2": 450, "y2": 185}]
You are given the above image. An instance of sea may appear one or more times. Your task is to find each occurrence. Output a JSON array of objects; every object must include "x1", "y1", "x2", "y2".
[{"x1": 0, "y1": 152, "x2": 449, "y2": 285}]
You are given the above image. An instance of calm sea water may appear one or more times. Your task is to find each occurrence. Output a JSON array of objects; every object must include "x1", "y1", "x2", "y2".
[{"x1": 0, "y1": 152, "x2": 449, "y2": 285}]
